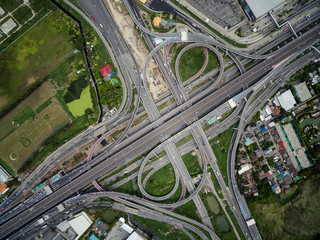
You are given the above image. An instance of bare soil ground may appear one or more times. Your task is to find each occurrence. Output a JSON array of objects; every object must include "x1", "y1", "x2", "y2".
[{"x1": 105, "y1": 0, "x2": 168, "y2": 100}]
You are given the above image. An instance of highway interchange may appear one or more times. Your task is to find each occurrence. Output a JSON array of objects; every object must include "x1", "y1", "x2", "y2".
[{"x1": 0, "y1": 0, "x2": 319, "y2": 239}]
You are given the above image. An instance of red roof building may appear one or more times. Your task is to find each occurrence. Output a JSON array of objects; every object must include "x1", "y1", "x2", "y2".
[
  {"x1": 278, "y1": 141, "x2": 285, "y2": 150},
  {"x1": 99, "y1": 64, "x2": 113, "y2": 77},
  {"x1": 0, "y1": 183, "x2": 8, "y2": 194},
  {"x1": 265, "y1": 171, "x2": 271, "y2": 177}
]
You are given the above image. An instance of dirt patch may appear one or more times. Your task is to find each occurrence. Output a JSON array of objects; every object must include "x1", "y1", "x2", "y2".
[
  {"x1": 27, "y1": 76, "x2": 37, "y2": 85},
  {"x1": 106, "y1": 0, "x2": 168, "y2": 99}
]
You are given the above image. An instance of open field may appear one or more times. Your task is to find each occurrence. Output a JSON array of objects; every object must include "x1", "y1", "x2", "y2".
[
  {"x1": 0, "y1": 11, "x2": 75, "y2": 109},
  {"x1": 206, "y1": 196, "x2": 220, "y2": 215},
  {"x1": 203, "y1": 50, "x2": 220, "y2": 74},
  {"x1": 248, "y1": 173, "x2": 320, "y2": 240},
  {"x1": 181, "y1": 150, "x2": 202, "y2": 178},
  {"x1": 173, "y1": 199, "x2": 201, "y2": 222},
  {"x1": 67, "y1": 86, "x2": 93, "y2": 117},
  {"x1": 113, "y1": 180, "x2": 135, "y2": 195},
  {"x1": 0, "y1": 0, "x2": 22, "y2": 12},
  {"x1": 12, "y1": 5, "x2": 33, "y2": 24},
  {"x1": 0, "y1": 81, "x2": 70, "y2": 173},
  {"x1": 145, "y1": 163, "x2": 176, "y2": 196},
  {"x1": 209, "y1": 124, "x2": 236, "y2": 186},
  {"x1": 179, "y1": 47, "x2": 205, "y2": 82},
  {"x1": 133, "y1": 215, "x2": 190, "y2": 240}
]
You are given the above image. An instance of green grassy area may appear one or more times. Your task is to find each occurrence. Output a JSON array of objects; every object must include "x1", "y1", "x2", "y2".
[
  {"x1": 133, "y1": 215, "x2": 190, "y2": 240},
  {"x1": 35, "y1": 98, "x2": 52, "y2": 114},
  {"x1": 102, "y1": 209, "x2": 119, "y2": 223},
  {"x1": 181, "y1": 151, "x2": 202, "y2": 178},
  {"x1": 209, "y1": 124, "x2": 236, "y2": 186},
  {"x1": 179, "y1": 47, "x2": 205, "y2": 82},
  {"x1": 170, "y1": 43, "x2": 188, "y2": 73},
  {"x1": 175, "y1": 134, "x2": 193, "y2": 148},
  {"x1": 12, "y1": 5, "x2": 33, "y2": 24},
  {"x1": 113, "y1": 180, "x2": 135, "y2": 195},
  {"x1": 210, "y1": 172, "x2": 223, "y2": 199},
  {"x1": 173, "y1": 200, "x2": 201, "y2": 222},
  {"x1": 67, "y1": 86, "x2": 93, "y2": 117},
  {"x1": 203, "y1": 50, "x2": 220, "y2": 74},
  {"x1": 12, "y1": 107, "x2": 36, "y2": 125},
  {"x1": 206, "y1": 196, "x2": 220, "y2": 214},
  {"x1": 145, "y1": 163, "x2": 176, "y2": 196},
  {"x1": 0, "y1": 11, "x2": 75, "y2": 110},
  {"x1": 248, "y1": 173, "x2": 320, "y2": 240},
  {"x1": 0, "y1": 0, "x2": 22, "y2": 12}
]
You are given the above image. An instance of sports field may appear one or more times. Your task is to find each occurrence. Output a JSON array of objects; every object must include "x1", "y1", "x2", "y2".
[
  {"x1": 0, "y1": 81, "x2": 71, "y2": 173},
  {"x1": 0, "y1": 11, "x2": 74, "y2": 109}
]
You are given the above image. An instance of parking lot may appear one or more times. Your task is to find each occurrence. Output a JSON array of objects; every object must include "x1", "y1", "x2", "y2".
[{"x1": 186, "y1": 0, "x2": 243, "y2": 28}]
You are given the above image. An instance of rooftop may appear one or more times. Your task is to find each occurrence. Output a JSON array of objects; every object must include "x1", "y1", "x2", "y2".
[
  {"x1": 294, "y1": 82, "x2": 312, "y2": 102},
  {"x1": 153, "y1": 17, "x2": 161, "y2": 26},
  {"x1": 245, "y1": 0, "x2": 286, "y2": 19},
  {"x1": 277, "y1": 90, "x2": 296, "y2": 111}
]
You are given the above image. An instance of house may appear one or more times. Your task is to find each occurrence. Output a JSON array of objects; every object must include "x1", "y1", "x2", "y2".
[
  {"x1": 0, "y1": 183, "x2": 8, "y2": 195},
  {"x1": 153, "y1": 17, "x2": 161, "y2": 26},
  {"x1": 99, "y1": 64, "x2": 113, "y2": 77}
]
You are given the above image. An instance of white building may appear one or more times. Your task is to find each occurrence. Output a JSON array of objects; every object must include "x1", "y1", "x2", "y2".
[
  {"x1": 277, "y1": 90, "x2": 296, "y2": 111},
  {"x1": 238, "y1": 163, "x2": 253, "y2": 175},
  {"x1": 245, "y1": 0, "x2": 286, "y2": 19},
  {"x1": 294, "y1": 82, "x2": 312, "y2": 102},
  {"x1": 0, "y1": 18, "x2": 17, "y2": 35},
  {"x1": 0, "y1": 165, "x2": 10, "y2": 183}
]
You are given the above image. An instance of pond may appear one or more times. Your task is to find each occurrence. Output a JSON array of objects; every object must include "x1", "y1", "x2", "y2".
[{"x1": 63, "y1": 76, "x2": 87, "y2": 103}]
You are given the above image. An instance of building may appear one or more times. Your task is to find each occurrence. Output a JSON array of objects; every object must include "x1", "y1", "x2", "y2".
[
  {"x1": 241, "y1": 0, "x2": 286, "y2": 19},
  {"x1": 238, "y1": 163, "x2": 253, "y2": 175},
  {"x1": 0, "y1": 18, "x2": 17, "y2": 35},
  {"x1": 294, "y1": 82, "x2": 312, "y2": 102},
  {"x1": 57, "y1": 212, "x2": 92, "y2": 240},
  {"x1": 277, "y1": 90, "x2": 296, "y2": 111},
  {"x1": 153, "y1": 17, "x2": 161, "y2": 27},
  {"x1": 99, "y1": 64, "x2": 113, "y2": 77},
  {"x1": 139, "y1": 0, "x2": 147, "y2": 3},
  {"x1": 0, "y1": 165, "x2": 10, "y2": 183},
  {"x1": 127, "y1": 232, "x2": 144, "y2": 240},
  {"x1": 0, "y1": 183, "x2": 8, "y2": 195}
]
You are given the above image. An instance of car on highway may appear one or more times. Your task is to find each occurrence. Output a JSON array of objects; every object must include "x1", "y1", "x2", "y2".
[{"x1": 91, "y1": 16, "x2": 95, "y2": 21}]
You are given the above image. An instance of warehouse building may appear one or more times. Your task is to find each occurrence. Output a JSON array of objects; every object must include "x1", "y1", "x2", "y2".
[
  {"x1": 239, "y1": 0, "x2": 286, "y2": 20},
  {"x1": 294, "y1": 82, "x2": 312, "y2": 102},
  {"x1": 277, "y1": 90, "x2": 296, "y2": 111}
]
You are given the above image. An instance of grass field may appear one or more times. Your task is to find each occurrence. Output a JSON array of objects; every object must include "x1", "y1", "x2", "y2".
[
  {"x1": 0, "y1": 81, "x2": 70, "y2": 173},
  {"x1": 0, "y1": 0, "x2": 22, "y2": 12},
  {"x1": 102, "y1": 209, "x2": 119, "y2": 224},
  {"x1": 209, "y1": 124, "x2": 236, "y2": 186},
  {"x1": 173, "y1": 199, "x2": 201, "y2": 222},
  {"x1": 145, "y1": 163, "x2": 176, "y2": 196},
  {"x1": 203, "y1": 50, "x2": 220, "y2": 74},
  {"x1": 114, "y1": 180, "x2": 135, "y2": 195},
  {"x1": 12, "y1": 5, "x2": 33, "y2": 24},
  {"x1": 133, "y1": 215, "x2": 190, "y2": 240},
  {"x1": 179, "y1": 47, "x2": 205, "y2": 82},
  {"x1": 248, "y1": 173, "x2": 320, "y2": 240},
  {"x1": 0, "y1": 11, "x2": 74, "y2": 109},
  {"x1": 181, "y1": 151, "x2": 203, "y2": 178},
  {"x1": 66, "y1": 86, "x2": 93, "y2": 117},
  {"x1": 206, "y1": 196, "x2": 220, "y2": 214}
]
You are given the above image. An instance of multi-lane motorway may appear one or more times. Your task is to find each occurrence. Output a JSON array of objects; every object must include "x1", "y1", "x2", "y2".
[{"x1": 0, "y1": 16, "x2": 318, "y2": 237}]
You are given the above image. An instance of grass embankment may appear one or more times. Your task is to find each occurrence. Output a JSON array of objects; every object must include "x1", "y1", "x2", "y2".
[
  {"x1": 145, "y1": 163, "x2": 176, "y2": 196},
  {"x1": 209, "y1": 124, "x2": 236, "y2": 186},
  {"x1": 133, "y1": 215, "x2": 190, "y2": 240},
  {"x1": 173, "y1": 199, "x2": 201, "y2": 222},
  {"x1": 181, "y1": 151, "x2": 202, "y2": 178},
  {"x1": 179, "y1": 47, "x2": 205, "y2": 82},
  {"x1": 248, "y1": 172, "x2": 320, "y2": 240},
  {"x1": 0, "y1": 10, "x2": 74, "y2": 110},
  {"x1": 203, "y1": 50, "x2": 220, "y2": 74}
]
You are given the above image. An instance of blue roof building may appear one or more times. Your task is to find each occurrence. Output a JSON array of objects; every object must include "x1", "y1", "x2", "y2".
[{"x1": 88, "y1": 234, "x2": 99, "y2": 240}]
